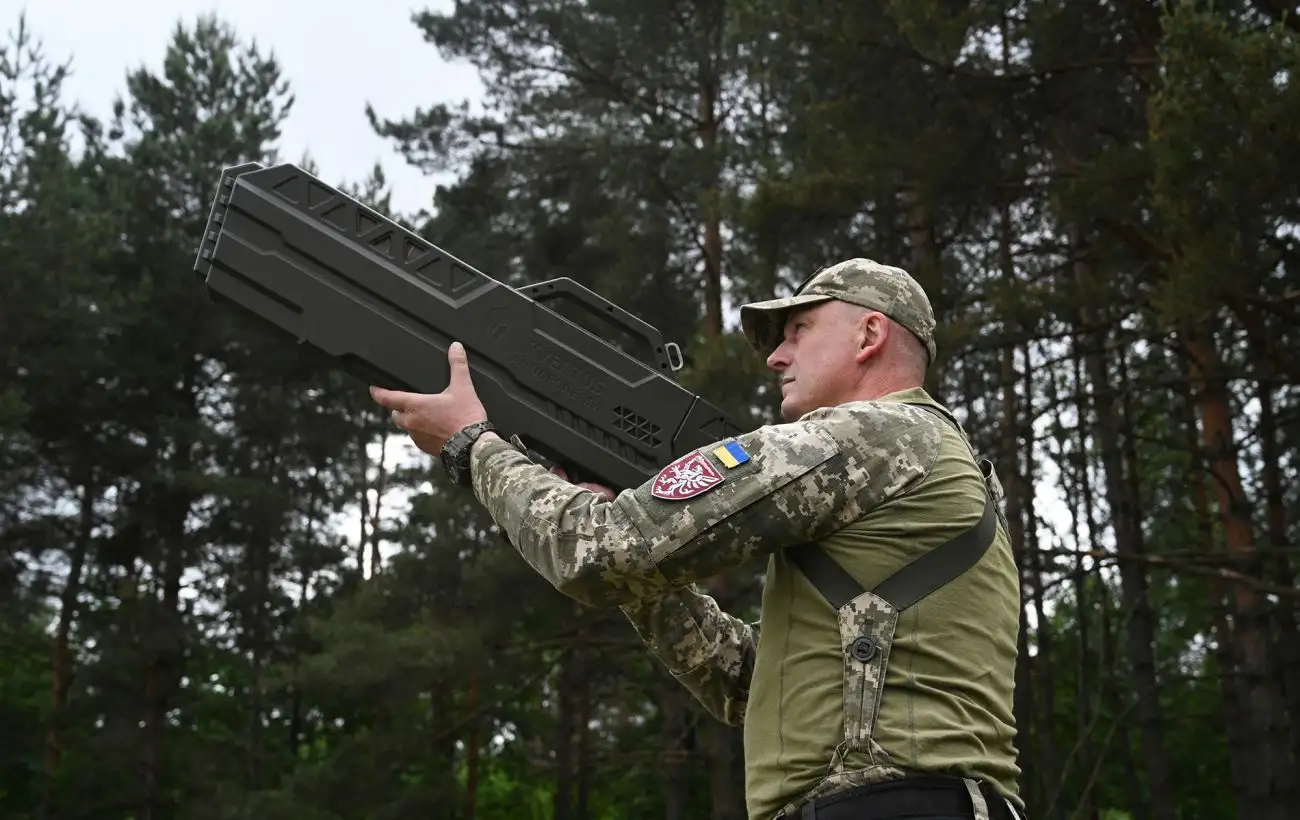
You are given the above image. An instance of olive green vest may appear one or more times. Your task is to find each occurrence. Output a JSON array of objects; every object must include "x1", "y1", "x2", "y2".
[{"x1": 743, "y1": 390, "x2": 1023, "y2": 819}]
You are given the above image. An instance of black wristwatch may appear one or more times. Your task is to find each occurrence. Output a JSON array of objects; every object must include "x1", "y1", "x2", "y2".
[{"x1": 440, "y1": 420, "x2": 497, "y2": 487}]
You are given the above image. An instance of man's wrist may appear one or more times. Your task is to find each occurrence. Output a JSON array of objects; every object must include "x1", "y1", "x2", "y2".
[{"x1": 440, "y1": 420, "x2": 497, "y2": 487}]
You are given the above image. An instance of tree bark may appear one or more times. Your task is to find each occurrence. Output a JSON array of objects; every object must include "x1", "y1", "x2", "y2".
[
  {"x1": 140, "y1": 481, "x2": 193, "y2": 820},
  {"x1": 137, "y1": 358, "x2": 203, "y2": 820},
  {"x1": 662, "y1": 683, "x2": 689, "y2": 820},
  {"x1": 995, "y1": 207, "x2": 1038, "y2": 808},
  {"x1": 1068, "y1": 340, "x2": 1099, "y2": 820},
  {"x1": 245, "y1": 529, "x2": 269, "y2": 789},
  {"x1": 901, "y1": 189, "x2": 948, "y2": 401},
  {"x1": 1247, "y1": 327, "x2": 1300, "y2": 775},
  {"x1": 1075, "y1": 264, "x2": 1176, "y2": 820},
  {"x1": 1183, "y1": 321, "x2": 1295, "y2": 819},
  {"x1": 1025, "y1": 358, "x2": 1058, "y2": 816},
  {"x1": 466, "y1": 669, "x2": 479, "y2": 820},
  {"x1": 45, "y1": 473, "x2": 96, "y2": 782},
  {"x1": 1097, "y1": 580, "x2": 1145, "y2": 820},
  {"x1": 1180, "y1": 369, "x2": 1251, "y2": 817},
  {"x1": 247, "y1": 547, "x2": 266, "y2": 792},
  {"x1": 696, "y1": 0, "x2": 725, "y2": 338},
  {"x1": 576, "y1": 655, "x2": 592, "y2": 820},
  {"x1": 705, "y1": 721, "x2": 745, "y2": 820},
  {"x1": 357, "y1": 413, "x2": 389, "y2": 579},
  {"x1": 554, "y1": 651, "x2": 576, "y2": 820},
  {"x1": 429, "y1": 682, "x2": 460, "y2": 812}
]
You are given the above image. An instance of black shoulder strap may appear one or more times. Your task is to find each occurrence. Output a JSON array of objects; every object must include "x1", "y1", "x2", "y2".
[{"x1": 786, "y1": 403, "x2": 1000, "y2": 611}]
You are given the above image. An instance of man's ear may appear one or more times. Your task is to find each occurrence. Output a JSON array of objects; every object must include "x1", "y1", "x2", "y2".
[{"x1": 853, "y1": 311, "x2": 887, "y2": 363}]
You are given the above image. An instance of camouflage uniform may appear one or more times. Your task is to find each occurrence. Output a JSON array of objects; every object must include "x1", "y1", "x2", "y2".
[{"x1": 469, "y1": 259, "x2": 1023, "y2": 820}]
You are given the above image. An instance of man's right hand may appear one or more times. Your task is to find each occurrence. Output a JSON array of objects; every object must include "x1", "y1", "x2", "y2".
[{"x1": 549, "y1": 466, "x2": 617, "y2": 501}]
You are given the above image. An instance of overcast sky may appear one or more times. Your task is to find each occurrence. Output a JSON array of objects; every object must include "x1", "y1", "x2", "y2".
[{"x1": 10, "y1": 0, "x2": 485, "y2": 215}]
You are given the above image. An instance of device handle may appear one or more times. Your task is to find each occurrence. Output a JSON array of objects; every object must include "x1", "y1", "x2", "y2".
[{"x1": 519, "y1": 277, "x2": 684, "y2": 373}]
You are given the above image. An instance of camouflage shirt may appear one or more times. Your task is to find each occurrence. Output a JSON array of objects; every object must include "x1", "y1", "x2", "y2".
[{"x1": 469, "y1": 399, "x2": 939, "y2": 717}]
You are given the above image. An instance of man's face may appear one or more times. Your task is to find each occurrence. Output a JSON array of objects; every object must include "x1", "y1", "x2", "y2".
[{"x1": 765, "y1": 301, "x2": 865, "y2": 422}]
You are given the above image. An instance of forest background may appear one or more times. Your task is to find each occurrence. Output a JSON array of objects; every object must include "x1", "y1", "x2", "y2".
[{"x1": 2, "y1": 2, "x2": 1299, "y2": 819}]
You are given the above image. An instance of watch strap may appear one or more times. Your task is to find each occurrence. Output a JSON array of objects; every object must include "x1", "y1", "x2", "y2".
[{"x1": 440, "y1": 420, "x2": 497, "y2": 487}]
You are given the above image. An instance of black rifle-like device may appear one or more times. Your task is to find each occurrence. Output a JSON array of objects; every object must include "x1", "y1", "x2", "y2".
[{"x1": 193, "y1": 162, "x2": 744, "y2": 490}]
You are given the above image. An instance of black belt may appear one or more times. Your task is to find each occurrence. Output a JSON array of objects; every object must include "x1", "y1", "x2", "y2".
[{"x1": 797, "y1": 776, "x2": 1019, "y2": 820}]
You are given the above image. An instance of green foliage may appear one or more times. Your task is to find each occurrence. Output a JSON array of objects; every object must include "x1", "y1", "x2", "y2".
[
  {"x1": 1147, "y1": 3, "x2": 1300, "y2": 326},
  {"x1": 0, "y1": 611, "x2": 49, "y2": 812}
]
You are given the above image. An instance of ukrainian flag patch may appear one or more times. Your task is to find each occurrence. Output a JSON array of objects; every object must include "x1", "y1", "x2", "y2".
[{"x1": 713, "y1": 439, "x2": 751, "y2": 469}]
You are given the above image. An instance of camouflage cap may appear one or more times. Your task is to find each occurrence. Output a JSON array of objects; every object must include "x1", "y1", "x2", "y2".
[{"x1": 738, "y1": 258, "x2": 937, "y2": 362}]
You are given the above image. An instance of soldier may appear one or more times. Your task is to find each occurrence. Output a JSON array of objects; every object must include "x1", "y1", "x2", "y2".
[{"x1": 370, "y1": 259, "x2": 1025, "y2": 820}]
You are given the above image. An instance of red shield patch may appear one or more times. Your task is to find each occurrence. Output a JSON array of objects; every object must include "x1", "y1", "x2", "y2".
[{"x1": 651, "y1": 451, "x2": 725, "y2": 501}]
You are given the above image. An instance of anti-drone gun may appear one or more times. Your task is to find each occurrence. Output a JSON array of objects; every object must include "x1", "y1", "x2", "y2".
[{"x1": 192, "y1": 162, "x2": 744, "y2": 490}]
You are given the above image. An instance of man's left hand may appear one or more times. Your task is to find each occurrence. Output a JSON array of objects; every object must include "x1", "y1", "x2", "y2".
[{"x1": 369, "y1": 341, "x2": 488, "y2": 455}]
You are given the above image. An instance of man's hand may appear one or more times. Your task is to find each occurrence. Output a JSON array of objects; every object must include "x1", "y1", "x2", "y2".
[
  {"x1": 549, "y1": 466, "x2": 617, "y2": 502},
  {"x1": 369, "y1": 342, "x2": 488, "y2": 455}
]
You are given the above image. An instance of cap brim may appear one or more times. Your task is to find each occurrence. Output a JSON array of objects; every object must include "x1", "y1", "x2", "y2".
[{"x1": 739, "y1": 293, "x2": 834, "y2": 355}]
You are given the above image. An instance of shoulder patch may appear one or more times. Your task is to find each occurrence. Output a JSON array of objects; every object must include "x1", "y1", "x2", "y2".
[
  {"x1": 624, "y1": 421, "x2": 842, "y2": 564},
  {"x1": 651, "y1": 451, "x2": 726, "y2": 501}
]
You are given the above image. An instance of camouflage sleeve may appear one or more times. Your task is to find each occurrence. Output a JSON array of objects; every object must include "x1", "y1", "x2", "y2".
[
  {"x1": 468, "y1": 401, "x2": 941, "y2": 608},
  {"x1": 618, "y1": 588, "x2": 759, "y2": 726}
]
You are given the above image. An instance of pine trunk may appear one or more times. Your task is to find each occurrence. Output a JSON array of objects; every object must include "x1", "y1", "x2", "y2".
[
  {"x1": 1099, "y1": 583, "x2": 1148, "y2": 819},
  {"x1": 697, "y1": 0, "x2": 724, "y2": 339},
  {"x1": 1074, "y1": 268, "x2": 1176, "y2": 820},
  {"x1": 661, "y1": 684, "x2": 689, "y2": 820},
  {"x1": 1072, "y1": 500, "x2": 1098, "y2": 820},
  {"x1": 44, "y1": 474, "x2": 95, "y2": 781},
  {"x1": 554, "y1": 653, "x2": 576, "y2": 820},
  {"x1": 1068, "y1": 340, "x2": 1099, "y2": 820},
  {"x1": 1248, "y1": 328, "x2": 1300, "y2": 775},
  {"x1": 358, "y1": 414, "x2": 389, "y2": 578},
  {"x1": 1183, "y1": 321, "x2": 1295, "y2": 818},
  {"x1": 466, "y1": 670, "x2": 479, "y2": 820},
  {"x1": 245, "y1": 536, "x2": 268, "y2": 790},
  {"x1": 576, "y1": 656, "x2": 592, "y2": 820},
  {"x1": 995, "y1": 210, "x2": 1037, "y2": 807},
  {"x1": 1000, "y1": 349, "x2": 1037, "y2": 807},
  {"x1": 1180, "y1": 372, "x2": 1251, "y2": 813},
  {"x1": 705, "y1": 722, "x2": 744, "y2": 820},
  {"x1": 140, "y1": 482, "x2": 192, "y2": 820},
  {"x1": 902, "y1": 189, "x2": 947, "y2": 400},
  {"x1": 1025, "y1": 368, "x2": 1058, "y2": 815}
]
